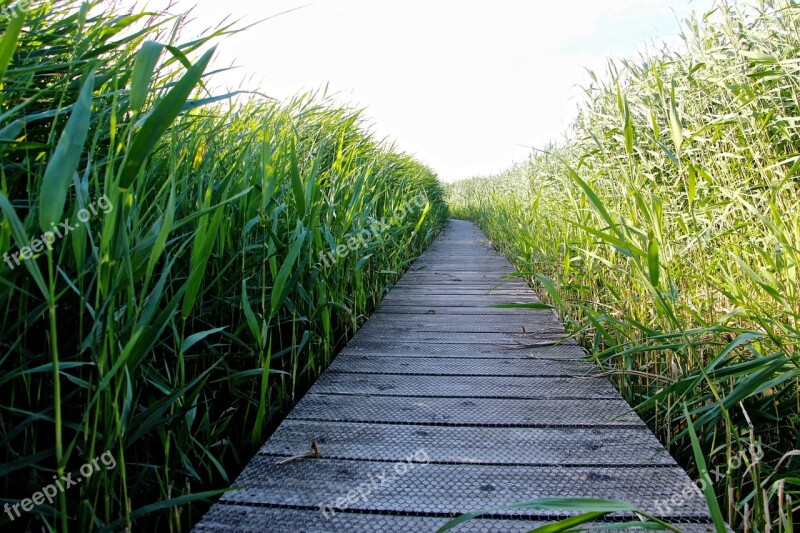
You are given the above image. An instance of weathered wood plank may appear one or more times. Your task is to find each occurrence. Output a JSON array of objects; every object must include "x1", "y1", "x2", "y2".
[
  {"x1": 341, "y1": 339, "x2": 588, "y2": 359},
  {"x1": 194, "y1": 506, "x2": 715, "y2": 533},
  {"x1": 394, "y1": 285, "x2": 524, "y2": 292},
  {"x1": 356, "y1": 322, "x2": 567, "y2": 337},
  {"x1": 379, "y1": 293, "x2": 540, "y2": 305},
  {"x1": 360, "y1": 313, "x2": 565, "y2": 334},
  {"x1": 313, "y1": 372, "x2": 618, "y2": 398},
  {"x1": 401, "y1": 271, "x2": 519, "y2": 280},
  {"x1": 259, "y1": 420, "x2": 675, "y2": 465},
  {"x1": 374, "y1": 305, "x2": 552, "y2": 315},
  {"x1": 326, "y1": 354, "x2": 595, "y2": 376},
  {"x1": 222, "y1": 458, "x2": 709, "y2": 519},
  {"x1": 195, "y1": 506, "x2": 714, "y2": 533},
  {"x1": 354, "y1": 329, "x2": 572, "y2": 345},
  {"x1": 289, "y1": 393, "x2": 644, "y2": 427}
]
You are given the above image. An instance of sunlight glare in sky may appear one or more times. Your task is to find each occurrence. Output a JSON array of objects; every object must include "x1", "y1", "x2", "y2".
[{"x1": 126, "y1": 0, "x2": 714, "y2": 181}]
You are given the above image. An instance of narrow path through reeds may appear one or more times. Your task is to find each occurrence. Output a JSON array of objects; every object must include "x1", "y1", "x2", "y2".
[{"x1": 194, "y1": 220, "x2": 714, "y2": 532}]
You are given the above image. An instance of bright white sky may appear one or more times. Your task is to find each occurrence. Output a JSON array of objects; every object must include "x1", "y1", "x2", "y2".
[{"x1": 128, "y1": 0, "x2": 714, "y2": 181}]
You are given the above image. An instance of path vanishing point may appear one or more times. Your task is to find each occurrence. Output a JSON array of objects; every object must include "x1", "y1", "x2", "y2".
[{"x1": 195, "y1": 220, "x2": 714, "y2": 532}]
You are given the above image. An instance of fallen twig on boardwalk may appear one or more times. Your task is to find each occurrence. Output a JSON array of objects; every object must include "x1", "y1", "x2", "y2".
[{"x1": 276, "y1": 439, "x2": 321, "y2": 465}]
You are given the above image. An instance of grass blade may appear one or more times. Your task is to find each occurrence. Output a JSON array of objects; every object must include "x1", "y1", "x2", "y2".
[
  {"x1": 38, "y1": 72, "x2": 94, "y2": 231},
  {"x1": 683, "y1": 404, "x2": 727, "y2": 531},
  {"x1": 120, "y1": 47, "x2": 215, "y2": 189},
  {"x1": 130, "y1": 41, "x2": 164, "y2": 112},
  {"x1": 0, "y1": 7, "x2": 25, "y2": 79}
]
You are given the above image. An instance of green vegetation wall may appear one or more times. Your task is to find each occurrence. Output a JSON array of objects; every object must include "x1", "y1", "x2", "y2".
[
  {"x1": 0, "y1": 1, "x2": 447, "y2": 530},
  {"x1": 447, "y1": 1, "x2": 799, "y2": 530}
]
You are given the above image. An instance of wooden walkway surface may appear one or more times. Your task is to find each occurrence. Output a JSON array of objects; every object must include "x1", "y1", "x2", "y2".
[{"x1": 195, "y1": 220, "x2": 713, "y2": 532}]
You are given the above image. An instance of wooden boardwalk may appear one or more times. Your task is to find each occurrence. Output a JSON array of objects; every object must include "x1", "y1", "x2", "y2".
[{"x1": 195, "y1": 220, "x2": 713, "y2": 532}]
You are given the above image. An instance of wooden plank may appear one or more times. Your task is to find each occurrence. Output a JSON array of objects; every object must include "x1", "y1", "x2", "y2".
[
  {"x1": 390, "y1": 286, "x2": 530, "y2": 297},
  {"x1": 195, "y1": 506, "x2": 713, "y2": 533},
  {"x1": 341, "y1": 340, "x2": 588, "y2": 359},
  {"x1": 221, "y1": 458, "x2": 710, "y2": 519},
  {"x1": 390, "y1": 282, "x2": 530, "y2": 289},
  {"x1": 360, "y1": 313, "x2": 565, "y2": 333},
  {"x1": 412, "y1": 259, "x2": 513, "y2": 265},
  {"x1": 260, "y1": 420, "x2": 675, "y2": 465},
  {"x1": 194, "y1": 506, "x2": 604, "y2": 533},
  {"x1": 373, "y1": 305, "x2": 552, "y2": 315},
  {"x1": 379, "y1": 293, "x2": 540, "y2": 306},
  {"x1": 289, "y1": 393, "x2": 643, "y2": 427},
  {"x1": 365, "y1": 310, "x2": 561, "y2": 323},
  {"x1": 356, "y1": 321, "x2": 566, "y2": 336},
  {"x1": 409, "y1": 263, "x2": 515, "y2": 271},
  {"x1": 313, "y1": 372, "x2": 620, "y2": 398},
  {"x1": 353, "y1": 330, "x2": 572, "y2": 345},
  {"x1": 326, "y1": 354, "x2": 595, "y2": 376},
  {"x1": 403, "y1": 270, "x2": 517, "y2": 278}
]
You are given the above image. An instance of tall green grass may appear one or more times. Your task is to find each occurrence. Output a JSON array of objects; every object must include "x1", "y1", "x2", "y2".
[
  {"x1": 448, "y1": 1, "x2": 799, "y2": 530},
  {"x1": 0, "y1": 1, "x2": 447, "y2": 530}
]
